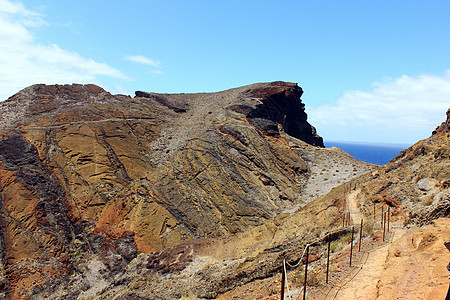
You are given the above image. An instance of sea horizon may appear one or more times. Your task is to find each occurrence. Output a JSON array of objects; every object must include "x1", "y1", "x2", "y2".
[{"x1": 325, "y1": 140, "x2": 412, "y2": 165}]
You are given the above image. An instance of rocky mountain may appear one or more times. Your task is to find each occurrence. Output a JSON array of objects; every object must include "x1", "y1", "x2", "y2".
[
  {"x1": 0, "y1": 82, "x2": 375, "y2": 298},
  {"x1": 0, "y1": 81, "x2": 447, "y2": 299}
]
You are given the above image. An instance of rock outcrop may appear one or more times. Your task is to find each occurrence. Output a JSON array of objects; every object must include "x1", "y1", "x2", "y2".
[
  {"x1": 433, "y1": 108, "x2": 450, "y2": 135},
  {"x1": 0, "y1": 82, "x2": 353, "y2": 298}
]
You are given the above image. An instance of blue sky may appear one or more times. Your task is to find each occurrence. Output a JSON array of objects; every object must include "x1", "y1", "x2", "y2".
[{"x1": 1, "y1": 0, "x2": 449, "y2": 144}]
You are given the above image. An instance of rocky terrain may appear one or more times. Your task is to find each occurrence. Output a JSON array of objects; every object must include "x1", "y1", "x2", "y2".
[
  {"x1": 215, "y1": 107, "x2": 450, "y2": 300},
  {"x1": 0, "y1": 81, "x2": 447, "y2": 299},
  {"x1": 0, "y1": 82, "x2": 376, "y2": 299}
]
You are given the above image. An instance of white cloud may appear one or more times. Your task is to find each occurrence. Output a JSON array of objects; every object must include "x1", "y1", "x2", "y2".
[
  {"x1": 125, "y1": 54, "x2": 163, "y2": 75},
  {"x1": 308, "y1": 71, "x2": 450, "y2": 144},
  {"x1": 125, "y1": 55, "x2": 161, "y2": 67},
  {"x1": 0, "y1": 0, "x2": 129, "y2": 101},
  {"x1": 0, "y1": 0, "x2": 34, "y2": 15}
]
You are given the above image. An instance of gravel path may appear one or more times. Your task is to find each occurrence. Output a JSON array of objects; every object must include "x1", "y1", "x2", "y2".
[{"x1": 346, "y1": 188, "x2": 364, "y2": 225}]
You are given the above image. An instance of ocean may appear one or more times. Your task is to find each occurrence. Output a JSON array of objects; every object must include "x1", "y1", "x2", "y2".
[{"x1": 325, "y1": 141, "x2": 411, "y2": 165}]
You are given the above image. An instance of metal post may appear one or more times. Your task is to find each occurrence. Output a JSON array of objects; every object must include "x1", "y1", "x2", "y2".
[
  {"x1": 387, "y1": 206, "x2": 390, "y2": 232},
  {"x1": 281, "y1": 261, "x2": 285, "y2": 300},
  {"x1": 350, "y1": 226, "x2": 354, "y2": 266},
  {"x1": 359, "y1": 219, "x2": 363, "y2": 252},
  {"x1": 303, "y1": 245, "x2": 309, "y2": 300},
  {"x1": 326, "y1": 235, "x2": 331, "y2": 284}
]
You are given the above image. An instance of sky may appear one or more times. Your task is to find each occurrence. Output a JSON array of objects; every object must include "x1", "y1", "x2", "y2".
[{"x1": 1, "y1": 0, "x2": 449, "y2": 145}]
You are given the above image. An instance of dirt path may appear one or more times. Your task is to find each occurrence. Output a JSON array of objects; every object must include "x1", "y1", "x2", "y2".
[
  {"x1": 346, "y1": 188, "x2": 363, "y2": 225},
  {"x1": 333, "y1": 227, "x2": 405, "y2": 299},
  {"x1": 375, "y1": 219, "x2": 450, "y2": 299},
  {"x1": 333, "y1": 188, "x2": 414, "y2": 299}
]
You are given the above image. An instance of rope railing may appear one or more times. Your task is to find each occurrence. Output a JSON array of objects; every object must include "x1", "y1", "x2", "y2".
[
  {"x1": 286, "y1": 243, "x2": 312, "y2": 268},
  {"x1": 277, "y1": 179, "x2": 399, "y2": 299},
  {"x1": 279, "y1": 207, "x2": 395, "y2": 300}
]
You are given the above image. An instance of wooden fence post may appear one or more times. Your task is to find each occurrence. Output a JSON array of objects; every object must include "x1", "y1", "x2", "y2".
[
  {"x1": 350, "y1": 226, "x2": 354, "y2": 266},
  {"x1": 387, "y1": 206, "x2": 390, "y2": 232},
  {"x1": 281, "y1": 261, "x2": 285, "y2": 300},
  {"x1": 359, "y1": 219, "x2": 363, "y2": 252},
  {"x1": 326, "y1": 235, "x2": 331, "y2": 284},
  {"x1": 303, "y1": 245, "x2": 309, "y2": 300}
]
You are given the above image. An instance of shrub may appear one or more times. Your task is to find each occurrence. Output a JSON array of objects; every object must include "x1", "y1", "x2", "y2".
[{"x1": 288, "y1": 268, "x2": 323, "y2": 287}]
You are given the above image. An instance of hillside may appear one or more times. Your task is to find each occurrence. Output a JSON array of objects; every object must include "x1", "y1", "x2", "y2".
[
  {"x1": 213, "y1": 108, "x2": 450, "y2": 299},
  {"x1": 0, "y1": 82, "x2": 447, "y2": 299},
  {"x1": 0, "y1": 82, "x2": 375, "y2": 299}
]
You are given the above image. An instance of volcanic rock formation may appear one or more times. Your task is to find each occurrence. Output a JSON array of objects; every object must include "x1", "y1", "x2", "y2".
[
  {"x1": 2, "y1": 82, "x2": 445, "y2": 299},
  {"x1": 0, "y1": 81, "x2": 359, "y2": 298}
]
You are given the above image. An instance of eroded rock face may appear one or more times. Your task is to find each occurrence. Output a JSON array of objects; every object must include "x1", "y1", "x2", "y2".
[
  {"x1": 0, "y1": 82, "x2": 324, "y2": 297},
  {"x1": 246, "y1": 82, "x2": 323, "y2": 146}
]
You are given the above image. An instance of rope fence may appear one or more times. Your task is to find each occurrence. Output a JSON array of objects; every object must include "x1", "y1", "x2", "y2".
[{"x1": 278, "y1": 182, "x2": 397, "y2": 299}]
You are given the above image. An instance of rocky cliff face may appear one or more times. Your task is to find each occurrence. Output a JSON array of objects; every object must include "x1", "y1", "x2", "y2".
[{"x1": 0, "y1": 82, "x2": 338, "y2": 298}]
